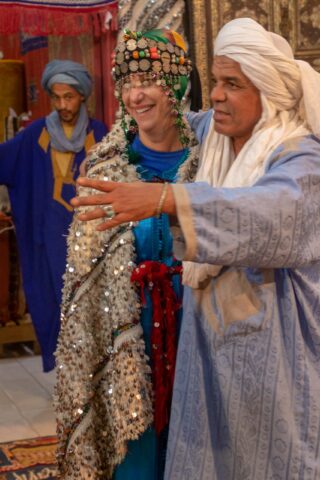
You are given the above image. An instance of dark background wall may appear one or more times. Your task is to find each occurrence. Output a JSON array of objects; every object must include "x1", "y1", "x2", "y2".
[{"x1": 187, "y1": 0, "x2": 320, "y2": 108}]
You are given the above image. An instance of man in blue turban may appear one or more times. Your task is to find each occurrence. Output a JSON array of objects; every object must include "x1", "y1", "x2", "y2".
[
  {"x1": 41, "y1": 59, "x2": 93, "y2": 99},
  {"x1": 0, "y1": 59, "x2": 108, "y2": 372}
]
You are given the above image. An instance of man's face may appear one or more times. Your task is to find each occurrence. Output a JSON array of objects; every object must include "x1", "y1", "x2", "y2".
[
  {"x1": 210, "y1": 56, "x2": 262, "y2": 154},
  {"x1": 50, "y1": 83, "x2": 84, "y2": 125}
]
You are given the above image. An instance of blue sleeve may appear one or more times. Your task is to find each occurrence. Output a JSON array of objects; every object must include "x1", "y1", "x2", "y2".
[
  {"x1": 0, "y1": 130, "x2": 25, "y2": 187},
  {"x1": 91, "y1": 119, "x2": 108, "y2": 142},
  {"x1": 185, "y1": 110, "x2": 212, "y2": 143},
  {"x1": 173, "y1": 136, "x2": 320, "y2": 269}
]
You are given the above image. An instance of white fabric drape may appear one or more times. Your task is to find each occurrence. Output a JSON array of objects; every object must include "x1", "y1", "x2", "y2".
[{"x1": 183, "y1": 17, "x2": 320, "y2": 288}]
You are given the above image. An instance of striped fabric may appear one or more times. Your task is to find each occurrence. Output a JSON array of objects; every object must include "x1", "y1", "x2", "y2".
[{"x1": 165, "y1": 126, "x2": 320, "y2": 479}]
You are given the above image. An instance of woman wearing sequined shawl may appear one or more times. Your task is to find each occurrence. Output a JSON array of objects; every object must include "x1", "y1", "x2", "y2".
[{"x1": 54, "y1": 29, "x2": 200, "y2": 480}]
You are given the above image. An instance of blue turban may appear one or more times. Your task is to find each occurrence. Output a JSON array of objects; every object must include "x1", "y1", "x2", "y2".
[{"x1": 41, "y1": 60, "x2": 93, "y2": 99}]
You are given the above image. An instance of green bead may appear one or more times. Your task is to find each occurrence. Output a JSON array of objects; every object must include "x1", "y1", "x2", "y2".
[{"x1": 139, "y1": 50, "x2": 145, "y2": 58}]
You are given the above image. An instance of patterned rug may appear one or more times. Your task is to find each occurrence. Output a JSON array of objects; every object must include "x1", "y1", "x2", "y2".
[{"x1": 0, "y1": 436, "x2": 58, "y2": 479}]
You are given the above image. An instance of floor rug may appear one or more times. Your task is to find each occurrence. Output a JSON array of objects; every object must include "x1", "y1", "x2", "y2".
[{"x1": 0, "y1": 436, "x2": 58, "y2": 479}]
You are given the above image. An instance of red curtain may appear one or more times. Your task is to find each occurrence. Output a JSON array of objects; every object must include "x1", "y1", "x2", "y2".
[{"x1": 94, "y1": 22, "x2": 118, "y2": 126}]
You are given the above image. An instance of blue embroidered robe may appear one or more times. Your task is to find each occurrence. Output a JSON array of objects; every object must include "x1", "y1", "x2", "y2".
[
  {"x1": 164, "y1": 113, "x2": 320, "y2": 479},
  {"x1": 0, "y1": 117, "x2": 107, "y2": 371}
]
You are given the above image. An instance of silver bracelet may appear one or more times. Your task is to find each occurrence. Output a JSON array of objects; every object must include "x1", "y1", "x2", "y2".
[{"x1": 155, "y1": 182, "x2": 169, "y2": 218}]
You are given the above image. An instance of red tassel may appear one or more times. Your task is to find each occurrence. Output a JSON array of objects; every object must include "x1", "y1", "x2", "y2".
[{"x1": 131, "y1": 261, "x2": 182, "y2": 434}]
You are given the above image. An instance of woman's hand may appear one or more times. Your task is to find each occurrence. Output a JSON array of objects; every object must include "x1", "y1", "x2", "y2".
[{"x1": 71, "y1": 177, "x2": 176, "y2": 231}]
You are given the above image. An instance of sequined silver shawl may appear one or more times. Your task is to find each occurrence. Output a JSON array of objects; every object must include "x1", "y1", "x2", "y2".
[{"x1": 54, "y1": 120, "x2": 199, "y2": 479}]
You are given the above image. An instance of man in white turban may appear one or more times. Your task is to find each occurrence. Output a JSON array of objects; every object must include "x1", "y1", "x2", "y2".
[
  {"x1": 69, "y1": 18, "x2": 320, "y2": 479},
  {"x1": 0, "y1": 60, "x2": 107, "y2": 372}
]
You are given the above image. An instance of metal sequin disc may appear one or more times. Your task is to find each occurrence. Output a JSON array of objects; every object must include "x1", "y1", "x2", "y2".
[
  {"x1": 178, "y1": 65, "x2": 187, "y2": 75},
  {"x1": 163, "y1": 63, "x2": 171, "y2": 73},
  {"x1": 174, "y1": 46, "x2": 181, "y2": 56},
  {"x1": 116, "y1": 52, "x2": 124, "y2": 64},
  {"x1": 120, "y1": 62, "x2": 129, "y2": 74},
  {"x1": 158, "y1": 41, "x2": 166, "y2": 51},
  {"x1": 117, "y1": 42, "x2": 126, "y2": 52},
  {"x1": 166, "y1": 43, "x2": 174, "y2": 53},
  {"x1": 152, "y1": 61, "x2": 162, "y2": 73},
  {"x1": 148, "y1": 40, "x2": 157, "y2": 48},
  {"x1": 171, "y1": 64, "x2": 178, "y2": 74},
  {"x1": 129, "y1": 60, "x2": 139, "y2": 72},
  {"x1": 161, "y1": 52, "x2": 170, "y2": 62},
  {"x1": 139, "y1": 59, "x2": 151, "y2": 71},
  {"x1": 126, "y1": 39, "x2": 137, "y2": 51},
  {"x1": 137, "y1": 38, "x2": 148, "y2": 49}
]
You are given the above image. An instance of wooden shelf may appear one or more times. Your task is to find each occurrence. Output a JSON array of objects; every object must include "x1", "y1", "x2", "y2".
[{"x1": 0, "y1": 314, "x2": 40, "y2": 356}]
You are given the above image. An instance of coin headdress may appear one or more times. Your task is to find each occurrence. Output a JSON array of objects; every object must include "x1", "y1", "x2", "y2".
[{"x1": 112, "y1": 28, "x2": 193, "y2": 148}]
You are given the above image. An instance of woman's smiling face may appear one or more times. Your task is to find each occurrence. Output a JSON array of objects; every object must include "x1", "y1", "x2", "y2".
[{"x1": 121, "y1": 74, "x2": 175, "y2": 139}]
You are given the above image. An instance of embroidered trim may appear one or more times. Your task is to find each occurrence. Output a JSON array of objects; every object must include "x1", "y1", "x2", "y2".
[{"x1": 38, "y1": 127, "x2": 50, "y2": 152}]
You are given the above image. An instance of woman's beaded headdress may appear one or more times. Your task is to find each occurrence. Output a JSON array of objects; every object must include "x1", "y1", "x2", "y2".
[
  {"x1": 113, "y1": 29, "x2": 192, "y2": 99},
  {"x1": 112, "y1": 29, "x2": 193, "y2": 148}
]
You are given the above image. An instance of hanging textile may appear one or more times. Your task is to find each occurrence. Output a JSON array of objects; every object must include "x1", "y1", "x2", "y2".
[
  {"x1": 118, "y1": 0, "x2": 185, "y2": 37},
  {"x1": 0, "y1": 0, "x2": 118, "y2": 36}
]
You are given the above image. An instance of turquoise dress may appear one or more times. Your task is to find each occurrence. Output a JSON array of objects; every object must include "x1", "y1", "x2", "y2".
[{"x1": 114, "y1": 136, "x2": 187, "y2": 480}]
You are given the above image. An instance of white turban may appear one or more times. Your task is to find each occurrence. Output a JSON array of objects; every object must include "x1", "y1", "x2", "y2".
[
  {"x1": 194, "y1": 17, "x2": 320, "y2": 190},
  {"x1": 183, "y1": 18, "x2": 320, "y2": 288},
  {"x1": 214, "y1": 17, "x2": 320, "y2": 134},
  {"x1": 41, "y1": 60, "x2": 93, "y2": 100}
]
